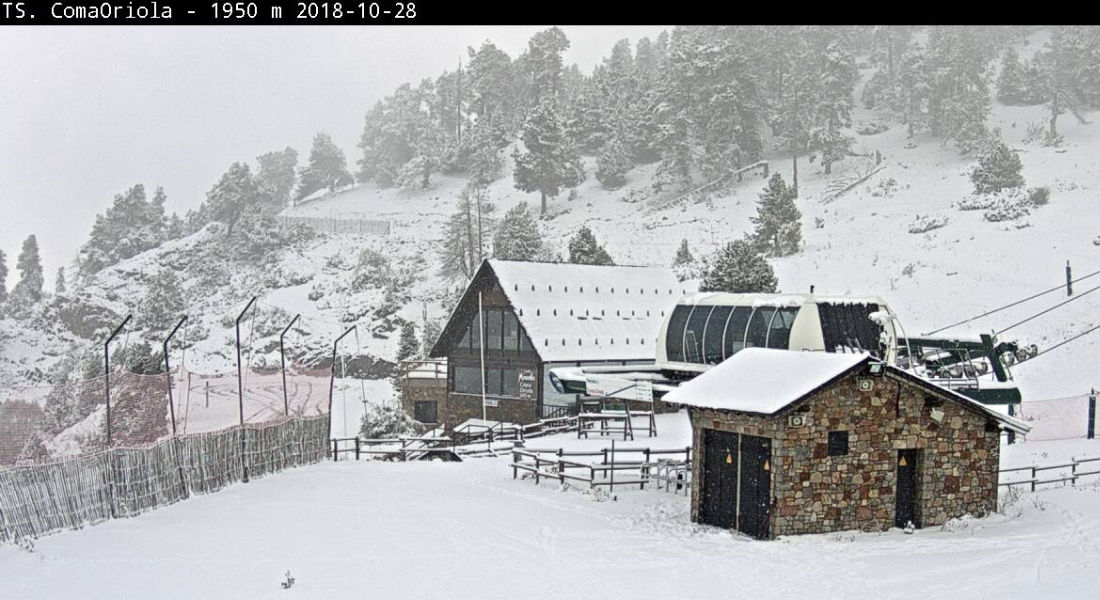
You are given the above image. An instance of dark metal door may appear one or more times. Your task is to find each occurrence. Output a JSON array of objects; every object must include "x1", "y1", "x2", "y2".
[
  {"x1": 700, "y1": 429, "x2": 738, "y2": 528},
  {"x1": 737, "y1": 434, "x2": 772, "y2": 540},
  {"x1": 895, "y1": 449, "x2": 919, "y2": 529}
]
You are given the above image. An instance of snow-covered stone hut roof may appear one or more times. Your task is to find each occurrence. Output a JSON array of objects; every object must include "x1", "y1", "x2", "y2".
[
  {"x1": 663, "y1": 348, "x2": 1029, "y2": 433},
  {"x1": 432, "y1": 259, "x2": 694, "y2": 363}
]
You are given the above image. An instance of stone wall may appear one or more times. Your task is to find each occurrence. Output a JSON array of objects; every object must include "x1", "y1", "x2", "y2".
[
  {"x1": 446, "y1": 394, "x2": 538, "y2": 428},
  {"x1": 689, "y1": 369, "x2": 1002, "y2": 538},
  {"x1": 400, "y1": 379, "x2": 447, "y2": 425}
]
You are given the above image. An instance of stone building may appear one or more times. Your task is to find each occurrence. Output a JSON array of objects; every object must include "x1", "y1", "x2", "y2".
[
  {"x1": 663, "y1": 348, "x2": 1029, "y2": 539},
  {"x1": 426, "y1": 259, "x2": 690, "y2": 428}
]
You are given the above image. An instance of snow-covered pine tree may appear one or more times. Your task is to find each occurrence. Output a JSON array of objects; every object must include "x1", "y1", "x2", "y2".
[
  {"x1": 512, "y1": 100, "x2": 582, "y2": 214},
  {"x1": 420, "y1": 317, "x2": 442, "y2": 358},
  {"x1": 672, "y1": 238, "x2": 695, "y2": 281},
  {"x1": 54, "y1": 267, "x2": 66, "y2": 296},
  {"x1": 144, "y1": 266, "x2": 185, "y2": 331},
  {"x1": 861, "y1": 26, "x2": 916, "y2": 111},
  {"x1": 396, "y1": 322, "x2": 419, "y2": 362},
  {"x1": 970, "y1": 139, "x2": 1025, "y2": 195},
  {"x1": 0, "y1": 249, "x2": 7, "y2": 307},
  {"x1": 296, "y1": 132, "x2": 353, "y2": 200},
  {"x1": 492, "y1": 202, "x2": 544, "y2": 261},
  {"x1": 467, "y1": 124, "x2": 504, "y2": 187},
  {"x1": 596, "y1": 132, "x2": 632, "y2": 189},
  {"x1": 1034, "y1": 26, "x2": 1099, "y2": 141},
  {"x1": 9, "y1": 235, "x2": 44, "y2": 313},
  {"x1": 438, "y1": 187, "x2": 493, "y2": 282},
  {"x1": 926, "y1": 27, "x2": 993, "y2": 153},
  {"x1": 256, "y1": 147, "x2": 299, "y2": 210},
  {"x1": 203, "y1": 162, "x2": 258, "y2": 239},
  {"x1": 567, "y1": 226, "x2": 614, "y2": 266},
  {"x1": 997, "y1": 47, "x2": 1035, "y2": 105},
  {"x1": 520, "y1": 27, "x2": 570, "y2": 106},
  {"x1": 809, "y1": 32, "x2": 857, "y2": 175},
  {"x1": 79, "y1": 184, "x2": 169, "y2": 275},
  {"x1": 700, "y1": 239, "x2": 779, "y2": 293},
  {"x1": 751, "y1": 174, "x2": 803, "y2": 257}
]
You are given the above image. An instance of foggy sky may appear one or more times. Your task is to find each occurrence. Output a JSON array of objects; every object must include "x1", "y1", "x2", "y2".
[{"x1": 0, "y1": 26, "x2": 667, "y2": 280}]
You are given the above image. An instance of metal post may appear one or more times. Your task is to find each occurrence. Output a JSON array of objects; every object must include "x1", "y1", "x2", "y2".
[
  {"x1": 104, "y1": 314, "x2": 132, "y2": 448},
  {"x1": 1006, "y1": 403, "x2": 1016, "y2": 445},
  {"x1": 163, "y1": 315, "x2": 187, "y2": 436},
  {"x1": 1088, "y1": 390, "x2": 1096, "y2": 440},
  {"x1": 328, "y1": 325, "x2": 357, "y2": 441},
  {"x1": 235, "y1": 296, "x2": 258, "y2": 482},
  {"x1": 279, "y1": 314, "x2": 301, "y2": 417},
  {"x1": 1066, "y1": 260, "x2": 1073, "y2": 296},
  {"x1": 479, "y1": 291, "x2": 487, "y2": 421}
]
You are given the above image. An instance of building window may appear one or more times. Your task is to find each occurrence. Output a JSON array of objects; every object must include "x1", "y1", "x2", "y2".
[
  {"x1": 486, "y1": 309, "x2": 502, "y2": 350},
  {"x1": 454, "y1": 366, "x2": 482, "y2": 394},
  {"x1": 828, "y1": 431, "x2": 849, "y2": 456},
  {"x1": 502, "y1": 368, "x2": 519, "y2": 397},
  {"x1": 503, "y1": 310, "x2": 519, "y2": 351},
  {"x1": 414, "y1": 401, "x2": 437, "y2": 423},
  {"x1": 765, "y1": 307, "x2": 800, "y2": 350},
  {"x1": 745, "y1": 307, "x2": 776, "y2": 349}
]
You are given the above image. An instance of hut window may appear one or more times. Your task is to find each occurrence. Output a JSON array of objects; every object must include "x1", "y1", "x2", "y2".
[{"x1": 828, "y1": 431, "x2": 849, "y2": 457}]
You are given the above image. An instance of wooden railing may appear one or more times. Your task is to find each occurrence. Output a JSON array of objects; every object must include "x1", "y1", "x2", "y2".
[
  {"x1": 998, "y1": 456, "x2": 1100, "y2": 492},
  {"x1": 511, "y1": 444, "x2": 692, "y2": 493},
  {"x1": 329, "y1": 435, "x2": 457, "y2": 462}
]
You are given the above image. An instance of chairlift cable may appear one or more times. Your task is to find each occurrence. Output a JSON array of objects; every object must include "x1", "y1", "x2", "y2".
[
  {"x1": 1013, "y1": 324, "x2": 1100, "y2": 366},
  {"x1": 995, "y1": 284, "x2": 1100, "y2": 335},
  {"x1": 924, "y1": 269, "x2": 1100, "y2": 335}
]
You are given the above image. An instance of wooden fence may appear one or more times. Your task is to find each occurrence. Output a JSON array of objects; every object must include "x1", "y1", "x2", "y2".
[
  {"x1": 0, "y1": 415, "x2": 328, "y2": 543},
  {"x1": 998, "y1": 455, "x2": 1100, "y2": 492},
  {"x1": 511, "y1": 444, "x2": 692, "y2": 493},
  {"x1": 278, "y1": 215, "x2": 391, "y2": 236}
]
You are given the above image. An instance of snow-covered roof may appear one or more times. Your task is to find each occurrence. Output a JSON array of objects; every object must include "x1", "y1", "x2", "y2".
[
  {"x1": 489, "y1": 260, "x2": 692, "y2": 362},
  {"x1": 664, "y1": 348, "x2": 1030, "y2": 433},
  {"x1": 663, "y1": 348, "x2": 867, "y2": 414}
]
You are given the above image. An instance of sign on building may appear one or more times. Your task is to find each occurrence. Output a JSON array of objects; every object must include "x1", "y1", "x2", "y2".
[{"x1": 518, "y1": 370, "x2": 535, "y2": 400}]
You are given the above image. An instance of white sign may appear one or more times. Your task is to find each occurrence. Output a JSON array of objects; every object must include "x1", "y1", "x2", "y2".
[
  {"x1": 484, "y1": 398, "x2": 499, "y2": 408},
  {"x1": 586, "y1": 376, "x2": 653, "y2": 402}
]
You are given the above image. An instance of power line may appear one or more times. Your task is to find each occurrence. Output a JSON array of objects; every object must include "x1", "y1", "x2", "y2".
[
  {"x1": 923, "y1": 269, "x2": 1100, "y2": 335},
  {"x1": 995, "y1": 284, "x2": 1100, "y2": 335},
  {"x1": 1013, "y1": 324, "x2": 1100, "y2": 366}
]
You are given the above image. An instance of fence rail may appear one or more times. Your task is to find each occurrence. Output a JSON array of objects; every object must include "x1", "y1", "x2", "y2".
[
  {"x1": 511, "y1": 445, "x2": 692, "y2": 493},
  {"x1": 277, "y1": 215, "x2": 391, "y2": 236},
  {"x1": 998, "y1": 456, "x2": 1100, "y2": 492},
  {"x1": 0, "y1": 415, "x2": 328, "y2": 543}
]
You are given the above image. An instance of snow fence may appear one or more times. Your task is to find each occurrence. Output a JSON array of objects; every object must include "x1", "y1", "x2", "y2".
[{"x1": 0, "y1": 415, "x2": 328, "y2": 542}]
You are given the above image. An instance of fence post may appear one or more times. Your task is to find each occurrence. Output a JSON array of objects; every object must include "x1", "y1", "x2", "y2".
[
  {"x1": 355, "y1": 437, "x2": 360, "y2": 461},
  {"x1": 279, "y1": 314, "x2": 301, "y2": 417},
  {"x1": 1066, "y1": 260, "x2": 1073, "y2": 296},
  {"x1": 235, "y1": 296, "x2": 258, "y2": 483},
  {"x1": 1088, "y1": 391, "x2": 1096, "y2": 440},
  {"x1": 610, "y1": 439, "x2": 615, "y2": 493},
  {"x1": 332, "y1": 438, "x2": 338, "y2": 462},
  {"x1": 1030, "y1": 467, "x2": 1036, "y2": 492},
  {"x1": 103, "y1": 314, "x2": 132, "y2": 449}
]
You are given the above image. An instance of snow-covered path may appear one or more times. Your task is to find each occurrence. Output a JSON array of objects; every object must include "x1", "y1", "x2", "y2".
[{"x1": 2, "y1": 433, "x2": 1098, "y2": 599}]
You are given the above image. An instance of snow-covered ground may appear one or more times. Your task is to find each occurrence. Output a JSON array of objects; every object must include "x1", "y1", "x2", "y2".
[{"x1": 2, "y1": 412, "x2": 1097, "y2": 599}]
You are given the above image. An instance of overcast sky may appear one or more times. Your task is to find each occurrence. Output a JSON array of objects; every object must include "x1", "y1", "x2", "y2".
[{"x1": 0, "y1": 26, "x2": 667, "y2": 281}]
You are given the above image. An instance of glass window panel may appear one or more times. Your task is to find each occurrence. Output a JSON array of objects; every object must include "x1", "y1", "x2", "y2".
[
  {"x1": 664, "y1": 305, "x2": 692, "y2": 362},
  {"x1": 454, "y1": 366, "x2": 481, "y2": 394},
  {"x1": 503, "y1": 310, "x2": 519, "y2": 352},
  {"x1": 766, "y1": 307, "x2": 800, "y2": 349},
  {"x1": 502, "y1": 368, "x2": 518, "y2": 397},
  {"x1": 684, "y1": 306, "x2": 714, "y2": 364},
  {"x1": 703, "y1": 306, "x2": 732, "y2": 364},
  {"x1": 470, "y1": 312, "x2": 481, "y2": 349},
  {"x1": 745, "y1": 307, "x2": 776, "y2": 349},
  {"x1": 486, "y1": 309, "x2": 502, "y2": 351},
  {"x1": 722, "y1": 307, "x2": 752, "y2": 358}
]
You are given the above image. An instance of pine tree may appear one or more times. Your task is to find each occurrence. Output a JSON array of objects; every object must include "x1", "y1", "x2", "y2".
[
  {"x1": 10, "y1": 234, "x2": 44, "y2": 311},
  {"x1": 420, "y1": 317, "x2": 442, "y2": 358},
  {"x1": 809, "y1": 32, "x2": 857, "y2": 175},
  {"x1": 672, "y1": 238, "x2": 695, "y2": 281},
  {"x1": 438, "y1": 187, "x2": 494, "y2": 282},
  {"x1": 256, "y1": 147, "x2": 299, "y2": 209},
  {"x1": 672, "y1": 239, "x2": 694, "y2": 267},
  {"x1": 79, "y1": 184, "x2": 168, "y2": 275},
  {"x1": 521, "y1": 27, "x2": 570, "y2": 105},
  {"x1": 1035, "y1": 26, "x2": 1099, "y2": 141},
  {"x1": 54, "y1": 267, "x2": 66, "y2": 296},
  {"x1": 396, "y1": 322, "x2": 419, "y2": 362},
  {"x1": 595, "y1": 133, "x2": 632, "y2": 189},
  {"x1": 203, "y1": 162, "x2": 258, "y2": 239},
  {"x1": 512, "y1": 100, "x2": 582, "y2": 214},
  {"x1": 700, "y1": 239, "x2": 779, "y2": 293},
  {"x1": 297, "y1": 132, "x2": 353, "y2": 200},
  {"x1": 926, "y1": 27, "x2": 994, "y2": 153},
  {"x1": 751, "y1": 174, "x2": 803, "y2": 257},
  {"x1": 567, "y1": 226, "x2": 614, "y2": 266},
  {"x1": 143, "y1": 266, "x2": 185, "y2": 331},
  {"x1": 970, "y1": 139, "x2": 1025, "y2": 194},
  {"x1": 492, "y1": 202, "x2": 544, "y2": 261},
  {"x1": 0, "y1": 249, "x2": 7, "y2": 306},
  {"x1": 997, "y1": 48, "x2": 1032, "y2": 105}
]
